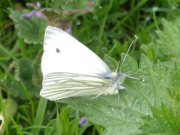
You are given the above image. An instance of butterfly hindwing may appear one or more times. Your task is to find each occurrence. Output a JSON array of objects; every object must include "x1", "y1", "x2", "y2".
[{"x1": 40, "y1": 72, "x2": 112, "y2": 100}]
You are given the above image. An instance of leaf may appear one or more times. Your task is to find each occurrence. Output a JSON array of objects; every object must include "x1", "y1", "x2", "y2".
[
  {"x1": 141, "y1": 18, "x2": 180, "y2": 62},
  {"x1": 62, "y1": 54, "x2": 172, "y2": 135},
  {"x1": 139, "y1": 18, "x2": 180, "y2": 135},
  {"x1": 107, "y1": 40, "x2": 122, "y2": 57},
  {"x1": 62, "y1": 42, "x2": 180, "y2": 134},
  {"x1": 15, "y1": 58, "x2": 33, "y2": 81},
  {"x1": 9, "y1": 8, "x2": 48, "y2": 44},
  {"x1": 120, "y1": 53, "x2": 139, "y2": 74},
  {"x1": 104, "y1": 54, "x2": 118, "y2": 71},
  {"x1": 138, "y1": 55, "x2": 171, "y2": 106},
  {"x1": 6, "y1": 58, "x2": 40, "y2": 98},
  {"x1": 6, "y1": 76, "x2": 26, "y2": 99},
  {"x1": 141, "y1": 42, "x2": 159, "y2": 62},
  {"x1": 140, "y1": 104, "x2": 180, "y2": 135},
  {"x1": 156, "y1": 18, "x2": 180, "y2": 57}
]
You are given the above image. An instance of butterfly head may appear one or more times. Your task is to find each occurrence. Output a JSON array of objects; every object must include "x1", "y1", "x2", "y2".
[
  {"x1": 114, "y1": 73, "x2": 126, "y2": 90},
  {"x1": 103, "y1": 72, "x2": 126, "y2": 95}
]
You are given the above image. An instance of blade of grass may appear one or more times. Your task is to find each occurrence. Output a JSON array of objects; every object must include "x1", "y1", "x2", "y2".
[
  {"x1": 11, "y1": 117, "x2": 24, "y2": 135},
  {"x1": 96, "y1": 0, "x2": 113, "y2": 53},
  {"x1": 56, "y1": 103, "x2": 62, "y2": 135},
  {"x1": 31, "y1": 98, "x2": 47, "y2": 135},
  {"x1": 112, "y1": 0, "x2": 148, "y2": 32}
]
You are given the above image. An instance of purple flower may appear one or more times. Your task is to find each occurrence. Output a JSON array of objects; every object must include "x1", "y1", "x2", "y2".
[
  {"x1": 22, "y1": 1, "x2": 46, "y2": 19},
  {"x1": 22, "y1": 11, "x2": 46, "y2": 19},
  {"x1": 36, "y1": 2, "x2": 41, "y2": 8},
  {"x1": 79, "y1": 118, "x2": 88, "y2": 127}
]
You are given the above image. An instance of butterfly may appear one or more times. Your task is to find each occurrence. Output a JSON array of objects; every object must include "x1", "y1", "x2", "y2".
[{"x1": 40, "y1": 26, "x2": 139, "y2": 101}]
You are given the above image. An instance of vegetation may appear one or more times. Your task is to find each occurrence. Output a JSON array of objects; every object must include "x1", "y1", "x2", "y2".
[{"x1": 0, "y1": 0, "x2": 180, "y2": 134}]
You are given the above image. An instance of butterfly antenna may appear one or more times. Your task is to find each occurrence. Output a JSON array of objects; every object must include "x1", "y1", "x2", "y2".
[
  {"x1": 123, "y1": 74, "x2": 144, "y2": 81},
  {"x1": 115, "y1": 35, "x2": 139, "y2": 73}
]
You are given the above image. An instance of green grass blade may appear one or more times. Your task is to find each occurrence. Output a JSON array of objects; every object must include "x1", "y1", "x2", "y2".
[{"x1": 31, "y1": 98, "x2": 47, "y2": 135}]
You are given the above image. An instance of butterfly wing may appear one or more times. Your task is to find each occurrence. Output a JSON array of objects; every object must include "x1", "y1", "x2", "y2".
[
  {"x1": 40, "y1": 72, "x2": 112, "y2": 100},
  {"x1": 41, "y1": 26, "x2": 111, "y2": 77}
]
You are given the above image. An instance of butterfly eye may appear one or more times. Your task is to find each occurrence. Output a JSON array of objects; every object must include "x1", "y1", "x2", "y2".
[{"x1": 56, "y1": 48, "x2": 60, "y2": 53}]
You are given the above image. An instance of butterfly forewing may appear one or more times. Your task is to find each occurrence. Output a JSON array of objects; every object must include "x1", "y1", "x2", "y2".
[
  {"x1": 41, "y1": 26, "x2": 111, "y2": 77},
  {"x1": 40, "y1": 72, "x2": 112, "y2": 100}
]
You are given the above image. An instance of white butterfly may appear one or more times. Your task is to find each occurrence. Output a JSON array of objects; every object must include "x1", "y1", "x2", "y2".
[{"x1": 40, "y1": 26, "x2": 137, "y2": 101}]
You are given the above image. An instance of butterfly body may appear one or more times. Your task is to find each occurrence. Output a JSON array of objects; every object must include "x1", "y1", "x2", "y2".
[{"x1": 40, "y1": 26, "x2": 126, "y2": 101}]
